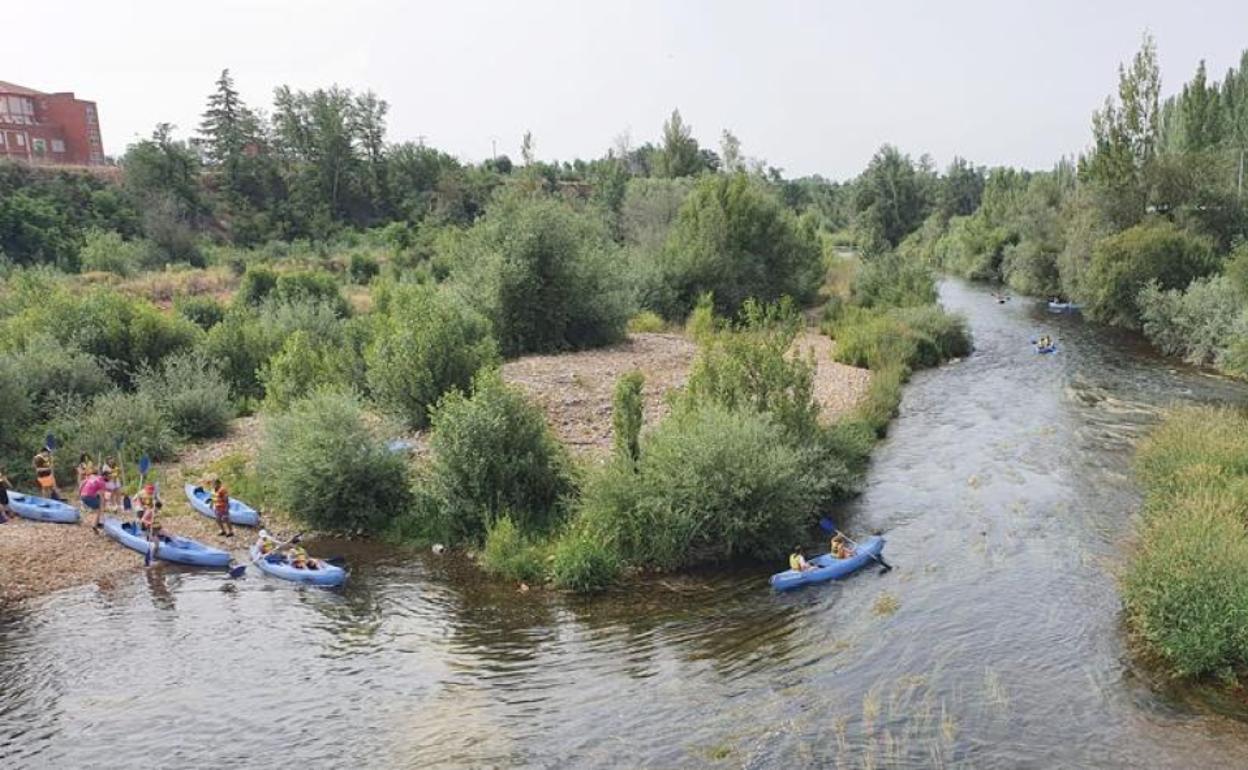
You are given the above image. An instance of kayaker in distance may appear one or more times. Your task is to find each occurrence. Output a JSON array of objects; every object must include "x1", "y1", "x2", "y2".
[
  {"x1": 82, "y1": 467, "x2": 110, "y2": 531},
  {"x1": 33, "y1": 447, "x2": 59, "y2": 499},
  {"x1": 211, "y1": 477, "x2": 235, "y2": 538},
  {"x1": 789, "y1": 546, "x2": 814, "y2": 572}
]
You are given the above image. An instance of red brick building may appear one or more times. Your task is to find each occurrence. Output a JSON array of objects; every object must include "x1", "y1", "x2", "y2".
[{"x1": 0, "y1": 80, "x2": 105, "y2": 166}]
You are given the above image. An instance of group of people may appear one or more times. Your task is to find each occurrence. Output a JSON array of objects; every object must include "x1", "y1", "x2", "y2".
[
  {"x1": 1036, "y1": 334, "x2": 1054, "y2": 350},
  {"x1": 788, "y1": 533, "x2": 856, "y2": 572},
  {"x1": 257, "y1": 530, "x2": 319, "y2": 570}
]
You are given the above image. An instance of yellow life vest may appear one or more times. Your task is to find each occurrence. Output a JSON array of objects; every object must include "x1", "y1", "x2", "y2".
[{"x1": 789, "y1": 553, "x2": 803, "y2": 571}]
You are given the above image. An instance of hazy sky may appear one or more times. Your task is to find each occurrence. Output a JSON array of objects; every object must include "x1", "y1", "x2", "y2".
[{"x1": 7, "y1": 0, "x2": 1248, "y2": 179}]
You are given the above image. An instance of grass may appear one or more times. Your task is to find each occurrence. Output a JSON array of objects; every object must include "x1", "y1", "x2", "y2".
[{"x1": 1123, "y1": 406, "x2": 1248, "y2": 681}]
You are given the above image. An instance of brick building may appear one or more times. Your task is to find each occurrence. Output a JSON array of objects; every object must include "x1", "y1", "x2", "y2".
[{"x1": 0, "y1": 80, "x2": 105, "y2": 166}]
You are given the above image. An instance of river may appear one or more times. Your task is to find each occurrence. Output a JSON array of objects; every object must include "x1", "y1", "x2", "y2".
[{"x1": 3, "y1": 279, "x2": 1248, "y2": 768}]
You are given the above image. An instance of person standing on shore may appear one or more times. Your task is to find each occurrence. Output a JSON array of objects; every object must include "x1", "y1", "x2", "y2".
[
  {"x1": 80, "y1": 468, "x2": 110, "y2": 531},
  {"x1": 0, "y1": 467, "x2": 13, "y2": 523},
  {"x1": 211, "y1": 477, "x2": 235, "y2": 538},
  {"x1": 33, "y1": 447, "x2": 59, "y2": 499}
]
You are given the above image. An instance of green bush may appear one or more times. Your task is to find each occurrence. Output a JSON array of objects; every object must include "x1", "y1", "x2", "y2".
[
  {"x1": 550, "y1": 527, "x2": 621, "y2": 592},
  {"x1": 175, "y1": 294, "x2": 226, "y2": 330},
  {"x1": 273, "y1": 271, "x2": 349, "y2": 316},
  {"x1": 349, "y1": 252, "x2": 380, "y2": 284},
  {"x1": 236, "y1": 265, "x2": 277, "y2": 307},
  {"x1": 1, "y1": 334, "x2": 111, "y2": 418},
  {"x1": 134, "y1": 352, "x2": 233, "y2": 439},
  {"x1": 261, "y1": 330, "x2": 358, "y2": 411},
  {"x1": 626, "y1": 311, "x2": 666, "y2": 334},
  {"x1": 480, "y1": 516, "x2": 548, "y2": 583},
  {"x1": 56, "y1": 390, "x2": 179, "y2": 464},
  {"x1": 260, "y1": 389, "x2": 413, "y2": 532},
  {"x1": 78, "y1": 229, "x2": 148, "y2": 277},
  {"x1": 851, "y1": 250, "x2": 937, "y2": 309},
  {"x1": 1137, "y1": 276, "x2": 1248, "y2": 370},
  {"x1": 1083, "y1": 220, "x2": 1217, "y2": 328},
  {"x1": 660, "y1": 174, "x2": 823, "y2": 317},
  {"x1": 612, "y1": 371, "x2": 645, "y2": 466},
  {"x1": 426, "y1": 372, "x2": 573, "y2": 543},
  {"x1": 365, "y1": 284, "x2": 499, "y2": 428},
  {"x1": 448, "y1": 195, "x2": 631, "y2": 355},
  {"x1": 579, "y1": 404, "x2": 817, "y2": 570},
  {"x1": 830, "y1": 305, "x2": 971, "y2": 372},
  {"x1": 1124, "y1": 407, "x2": 1248, "y2": 679}
]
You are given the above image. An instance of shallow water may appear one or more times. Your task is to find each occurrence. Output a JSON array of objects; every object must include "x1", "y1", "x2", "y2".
[{"x1": 4, "y1": 280, "x2": 1248, "y2": 768}]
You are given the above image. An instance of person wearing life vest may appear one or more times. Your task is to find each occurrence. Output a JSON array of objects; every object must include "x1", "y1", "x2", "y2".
[
  {"x1": 789, "y1": 546, "x2": 813, "y2": 572},
  {"x1": 289, "y1": 545, "x2": 310, "y2": 569},
  {"x1": 0, "y1": 466, "x2": 13, "y2": 523},
  {"x1": 210, "y1": 478, "x2": 235, "y2": 538},
  {"x1": 830, "y1": 533, "x2": 855, "y2": 560},
  {"x1": 33, "y1": 447, "x2": 58, "y2": 499},
  {"x1": 136, "y1": 483, "x2": 160, "y2": 528}
]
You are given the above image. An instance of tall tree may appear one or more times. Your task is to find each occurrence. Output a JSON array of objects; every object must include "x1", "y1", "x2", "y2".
[
  {"x1": 720, "y1": 130, "x2": 743, "y2": 173},
  {"x1": 853, "y1": 145, "x2": 926, "y2": 251},
  {"x1": 198, "y1": 69, "x2": 248, "y2": 166},
  {"x1": 656, "y1": 109, "x2": 701, "y2": 178},
  {"x1": 521, "y1": 130, "x2": 535, "y2": 165}
]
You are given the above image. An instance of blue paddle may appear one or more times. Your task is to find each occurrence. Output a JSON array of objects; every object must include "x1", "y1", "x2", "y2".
[{"x1": 819, "y1": 517, "x2": 892, "y2": 572}]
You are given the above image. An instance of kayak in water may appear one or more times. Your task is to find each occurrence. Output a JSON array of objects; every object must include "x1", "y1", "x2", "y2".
[
  {"x1": 102, "y1": 517, "x2": 233, "y2": 568},
  {"x1": 185, "y1": 483, "x2": 260, "y2": 527},
  {"x1": 249, "y1": 543, "x2": 346, "y2": 587},
  {"x1": 770, "y1": 536, "x2": 886, "y2": 591}
]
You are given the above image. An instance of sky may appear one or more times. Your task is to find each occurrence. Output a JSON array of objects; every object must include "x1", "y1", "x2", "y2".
[{"x1": 6, "y1": 0, "x2": 1248, "y2": 180}]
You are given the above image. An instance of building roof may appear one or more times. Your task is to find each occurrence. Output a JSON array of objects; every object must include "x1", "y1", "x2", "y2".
[{"x1": 0, "y1": 80, "x2": 45, "y2": 96}]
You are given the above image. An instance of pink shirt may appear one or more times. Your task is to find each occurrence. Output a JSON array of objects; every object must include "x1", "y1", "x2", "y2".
[{"x1": 79, "y1": 475, "x2": 108, "y2": 498}]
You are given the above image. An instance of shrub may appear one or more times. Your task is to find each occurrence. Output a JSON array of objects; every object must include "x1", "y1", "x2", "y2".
[
  {"x1": 365, "y1": 284, "x2": 499, "y2": 428},
  {"x1": 1, "y1": 334, "x2": 111, "y2": 418},
  {"x1": 1137, "y1": 276, "x2": 1248, "y2": 369},
  {"x1": 851, "y1": 250, "x2": 937, "y2": 309},
  {"x1": 626, "y1": 311, "x2": 666, "y2": 334},
  {"x1": 349, "y1": 252, "x2": 380, "y2": 284},
  {"x1": 236, "y1": 266, "x2": 277, "y2": 307},
  {"x1": 261, "y1": 330, "x2": 358, "y2": 411},
  {"x1": 175, "y1": 294, "x2": 226, "y2": 330},
  {"x1": 78, "y1": 228, "x2": 147, "y2": 277},
  {"x1": 59, "y1": 390, "x2": 179, "y2": 464},
  {"x1": 550, "y1": 526, "x2": 621, "y2": 592},
  {"x1": 612, "y1": 371, "x2": 645, "y2": 466},
  {"x1": 480, "y1": 516, "x2": 548, "y2": 583},
  {"x1": 1083, "y1": 220, "x2": 1217, "y2": 328},
  {"x1": 660, "y1": 174, "x2": 823, "y2": 316},
  {"x1": 260, "y1": 389, "x2": 413, "y2": 532},
  {"x1": 134, "y1": 352, "x2": 233, "y2": 439},
  {"x1": 273, "y1": 271, "x2": 349, "y2": 316},
  {"x1": 830, "y1": 305, "x2": 971, "y2": 372},
  {"x1": 448, "y1": 195, "x2": 631, "y2": 355},
  {"x1": 426, "y1": 372, "x2": 573, "y2": 543},
  {"x1": 580, "y1": 404, "x2": 817, "y2": 570}
]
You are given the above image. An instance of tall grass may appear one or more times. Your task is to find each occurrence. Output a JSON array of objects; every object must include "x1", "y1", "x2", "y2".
[{"x1": 1124, "y1": 406, "x2": 1248, "y2": 680}]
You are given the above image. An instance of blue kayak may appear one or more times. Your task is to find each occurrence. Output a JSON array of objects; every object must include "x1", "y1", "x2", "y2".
[
  {"x1": 9, "y1": 492, "x2": 80, "y2": 524},
  {"x1": 249, "y1": 543, "x2": 346, "y2": 587},
  {"x1": 1034, "y1": 344, "x2": 1057, "y2": 354},
  {"x1": 102, "y1": 517, "x2": 233, "y2": 568},
  {"x1": 770, "y1": 536, "x2": 886, "y2": 591},
  {"x1": 185, "y1": 483, "x2": 260, "y2": 527},
  {"x1": 1047, "y1": 301, "x2": 1079, "y2": 312}
]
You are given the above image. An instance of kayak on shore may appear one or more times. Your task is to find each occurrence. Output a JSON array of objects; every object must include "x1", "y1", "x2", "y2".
[
  {"x1": 770, "y1": 536, "x2": 886, "y2": 591},
  {"x1": 9, "y1": 492, "x2": 80, "y2": 524},
  {"x1": 185, "y1": 483, "x2": 260, "y2": 527},
  {"x1": 1047, "y1": 300, "x2": 1079, "y2": 312},
  {"x1": 249, "y1": 543, "x2": 346, "y2": 587},
  {"x1": 101, "y1": 517, "x2": 233, "y2": 568}
]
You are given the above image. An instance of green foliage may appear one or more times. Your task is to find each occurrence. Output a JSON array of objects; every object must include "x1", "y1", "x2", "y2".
[
  {"x1": 660, "y1": 174, "x2": 822, "y2": 317},
  {"x1": 426, "y1": 373, "x2": 573, "y2": 543},
  {"x1": 260, "y1": 388, "x2": 413, "y2": 532},
  {"x1": 550, "y1": 526, "x2": 621, "y2": 592},
  {"x1": 851, "y1": 251, "x2": 937, "y2": 309},
  {"x1": 365, "y1": 284, "x2": 498, "y2": 428},
  {"x1": 578, "y1": 404, "x2": 817, "y2": 570},
  {"x1": 56, "y1": 390, "x2": 179, "y2": 464},
  {"x1": 626, "y1": 311, "x2": 666, "y2": 334},
  {"x1": 273, "y1": 270, "x2": 349, "y2": 315},
  {"x1": 655, "y1": 109, "x2": 704, "y2": 179},
  {"x1": 853, "y1": 145, "x2": 928, "y2": 252},
  {"x1": 78, "y1": 229, "x2": 151, "y2": 276},
  {"x1": 134, "y1": 352, "x2": 234, "y2": 439},
  {"x1": 480, "y1": 516, "x2": 549, "y2": 584},
  {"x1": 1083, "y1": 220, "x2": 1216, "y2": 328},
  {"x1": 679, "y1": 298, "x2": 819, "y2": 442},
  {"x1": 0, "y1": 334, "x2": 111, "y2": 419},
  {"x1": 831, "y1": 306, "x2": 971, "y2": 372},
  {"x1": 448, "y1": 194, "x2": 630, "y2": 355},
  {"x1": 1138, "y1": 276, "x2": 1248, "y2": 370},
  {"x1": 1124, "y1": 407, "x2": 1248, "y2": 679},
  {"x1": 174, "y1": 294, "x2": 226, "y2": 330},
  {"x1": 236, "y1": 265, "x2": 278, "y2": 307},
  {"x1": 611, "y1": 371, "x2": 645, "y2": 466},
  {"x1": 261, "y1": 329, "x2": 358, "y2": 411},
  {"x1": 349, "y1": 251, "x2": 380, "y2": 284}
]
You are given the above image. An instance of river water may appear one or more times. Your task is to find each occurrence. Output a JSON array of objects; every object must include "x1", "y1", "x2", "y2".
[{"x1": 4, "y1": 279, "x2": 1248, "y2": 768}]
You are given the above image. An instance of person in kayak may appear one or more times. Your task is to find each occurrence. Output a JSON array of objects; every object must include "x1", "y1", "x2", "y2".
[
  {"x1": 211, "y1": 477, "x2": 234, "y2": 538},
  {"x1": 289, "y1": 545, "x2": 321, "y2": 570},
  {"x1": 33, "y1": 447, "x2": 59, "y2": 499},
  {"x1": 81, "y1": 467, "x2": 110, "y2": 531},
  {"x1": 0, "y1": 467, "x2": 12, "y2": 523},
  {"x1": 830, "y1": 534, "x2": 855, "y2": 560},
  {"x1": 789, "y1": 546, "x2": 813, "y2": 572}
]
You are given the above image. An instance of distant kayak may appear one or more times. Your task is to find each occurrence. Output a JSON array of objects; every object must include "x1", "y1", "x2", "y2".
[
  {"x1": 249, "y1": 544, "x2": 346, "y2": 587},
  {"x1": 770, "y1": 536, "x2": 886, "y2": 591},
  {"x1": 9, "y1": 492, "x2": 80, "y2": 524},
  {"x1": 1047, "y1": 301, "x2": 1079, "y2": 312},
  {"x1": 1034, "y1": 344, "x2": 1058, "y2": 354},
  {"x1": 185, "y1": 484, "x2": 260, "y2": 527},
  {"x1": 102, "y1": 517, "x2": 232, "y2": 568}
]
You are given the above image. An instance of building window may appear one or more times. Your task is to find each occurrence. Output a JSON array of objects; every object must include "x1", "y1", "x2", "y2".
[
  {"x1": 32, "y1": 138, "x2": 46, "y2": 155},
  {"x1": 51, "y1": 139, "x2": 65, "y2": 153},
  {"x1": 15, "y1": 133, "x2": 25, "y2": 147},
  {"x1": 0, "y1": 133, "x2": 5, "y2": 146}
]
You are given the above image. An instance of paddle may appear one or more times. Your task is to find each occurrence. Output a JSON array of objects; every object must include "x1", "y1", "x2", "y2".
[
  {"x1": 254, "y1": 531, "x2": 304, "y2": 565},
  {"x1": 819, "y1": 517, "x2": 892, "y2": 573}
]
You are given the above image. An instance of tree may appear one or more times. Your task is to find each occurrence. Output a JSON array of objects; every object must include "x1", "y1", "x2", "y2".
[
  {"x1": 937, "y1": 157, "x2": 984, "y2": 219},
  {"x1": 655, "y1": 109, "x2": 702, "y2": 178},
  {"x1": 720, "y1": 130, "x2": 744, "y2": 173},
  {"x1": 521, "y1": 130, "x2": 535, "y2": 165},
  {"x1": 198, "y1": 69, "x2": 249, "y2": 168},
  {"x1": 853, "y1": 145, "x2": 927, "y2": 251}
]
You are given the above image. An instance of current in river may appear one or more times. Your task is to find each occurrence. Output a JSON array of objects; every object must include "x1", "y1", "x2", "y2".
[{"x1": 3, "y1": 280, "x2": 1248, "y2": 768}]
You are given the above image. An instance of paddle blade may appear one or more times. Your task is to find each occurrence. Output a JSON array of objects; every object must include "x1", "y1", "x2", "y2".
[
  {"x1": 144, "y1": 542, "x2": 153, "y2": 567},
  {"x1": 139, "y1": 455, "x2": 151, "y2": 477},
  {"x1": 45, "y1": 433, "x2": 56, "y2": 451},
  {"x1": 123, "y1": 496, "x2": 132, "y2": 512},
  {"x1": 818, "y1": 517, "x2": 837, "y2": 534},
  {"x1": 228, "y1": 564, "x2": 247, "y2": 579}
]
